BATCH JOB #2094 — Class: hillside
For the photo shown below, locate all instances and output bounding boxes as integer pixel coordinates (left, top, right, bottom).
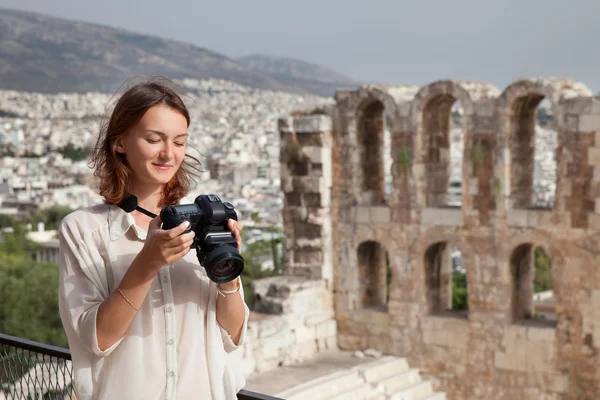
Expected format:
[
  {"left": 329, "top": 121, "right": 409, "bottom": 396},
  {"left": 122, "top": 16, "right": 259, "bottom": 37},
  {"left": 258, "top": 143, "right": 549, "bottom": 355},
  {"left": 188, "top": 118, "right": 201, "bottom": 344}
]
[
  {"left": 0, "top": 8, "right": 356, "bottom": 96},
  {"left": 237, "top": 54, "right": 358, "bottom": 97}
]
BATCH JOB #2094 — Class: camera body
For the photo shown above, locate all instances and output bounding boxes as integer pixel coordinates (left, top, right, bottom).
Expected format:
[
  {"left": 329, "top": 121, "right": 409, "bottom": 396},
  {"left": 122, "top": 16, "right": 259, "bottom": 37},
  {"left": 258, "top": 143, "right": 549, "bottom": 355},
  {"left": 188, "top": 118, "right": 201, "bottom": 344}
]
[{"left": 160, "top": 194, "right": 244, "bottom": 283}]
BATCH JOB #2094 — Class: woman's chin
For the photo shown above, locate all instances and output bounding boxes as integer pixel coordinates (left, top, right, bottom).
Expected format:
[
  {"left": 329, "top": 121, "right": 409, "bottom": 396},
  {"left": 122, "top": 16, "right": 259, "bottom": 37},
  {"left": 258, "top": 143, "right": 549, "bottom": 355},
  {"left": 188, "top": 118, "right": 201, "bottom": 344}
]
[{"left": 144, "top": 173, "right": 176, "bottom": 186}]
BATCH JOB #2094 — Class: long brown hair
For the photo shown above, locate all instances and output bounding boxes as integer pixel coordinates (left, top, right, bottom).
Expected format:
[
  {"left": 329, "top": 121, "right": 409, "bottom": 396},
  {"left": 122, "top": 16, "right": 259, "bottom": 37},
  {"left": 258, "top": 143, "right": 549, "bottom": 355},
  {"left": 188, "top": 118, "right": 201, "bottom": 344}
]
[{"left": 90, "top": 76, "right": 202, "bottom": 206}]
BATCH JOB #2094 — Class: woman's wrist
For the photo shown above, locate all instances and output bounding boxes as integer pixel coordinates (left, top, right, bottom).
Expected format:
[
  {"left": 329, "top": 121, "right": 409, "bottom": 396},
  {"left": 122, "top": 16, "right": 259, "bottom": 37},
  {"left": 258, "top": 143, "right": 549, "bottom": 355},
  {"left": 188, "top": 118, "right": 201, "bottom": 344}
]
[
  {"left": 218, "top": 277, "right": 240, "bottom": 291},
  {"left": 131, "top": 249, "right": 162, "bottom": 278}
]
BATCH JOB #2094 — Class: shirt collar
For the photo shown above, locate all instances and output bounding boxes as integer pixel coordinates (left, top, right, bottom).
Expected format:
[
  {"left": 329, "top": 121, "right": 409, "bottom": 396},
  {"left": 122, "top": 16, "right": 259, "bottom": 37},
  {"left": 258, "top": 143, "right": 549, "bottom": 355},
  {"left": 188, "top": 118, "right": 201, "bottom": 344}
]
[{"left": 108, "top": 196, "right": 193, "bottom": 242}]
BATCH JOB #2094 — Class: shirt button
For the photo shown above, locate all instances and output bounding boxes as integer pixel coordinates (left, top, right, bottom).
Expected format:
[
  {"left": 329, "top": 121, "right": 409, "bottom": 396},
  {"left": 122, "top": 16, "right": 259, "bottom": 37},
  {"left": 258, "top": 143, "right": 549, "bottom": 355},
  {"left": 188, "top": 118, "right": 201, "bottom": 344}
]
[
  {"left": 166, "top": 307, "right": 172, "bottom": 313},
  {"left": 167, "top": 339, "right": 174, "bottom": 345},
  {"left": 169, "top": 371, "right": 175, "bottom": 377},
  {"left": 163, "top": 276, "right": 168, "bottom": 283}
]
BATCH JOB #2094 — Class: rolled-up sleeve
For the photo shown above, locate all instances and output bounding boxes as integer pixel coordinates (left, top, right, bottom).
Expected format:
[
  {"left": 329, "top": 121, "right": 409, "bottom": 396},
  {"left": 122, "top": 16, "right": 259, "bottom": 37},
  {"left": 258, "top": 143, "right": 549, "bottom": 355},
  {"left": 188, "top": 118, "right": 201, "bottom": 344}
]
[
  {"left": 58, "top": 219, "right": 123, "bottom": 357},
  {"left": 218, "top": 302, "right": 250, "bottom": 353}
]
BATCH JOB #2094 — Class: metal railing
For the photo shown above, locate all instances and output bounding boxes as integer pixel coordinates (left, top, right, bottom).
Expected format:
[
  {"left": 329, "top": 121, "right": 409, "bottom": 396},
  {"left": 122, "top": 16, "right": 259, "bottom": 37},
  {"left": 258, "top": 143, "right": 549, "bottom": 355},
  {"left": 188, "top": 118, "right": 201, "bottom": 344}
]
[{"left": 0, "top": 333, "right": 282, "bottom": 399}]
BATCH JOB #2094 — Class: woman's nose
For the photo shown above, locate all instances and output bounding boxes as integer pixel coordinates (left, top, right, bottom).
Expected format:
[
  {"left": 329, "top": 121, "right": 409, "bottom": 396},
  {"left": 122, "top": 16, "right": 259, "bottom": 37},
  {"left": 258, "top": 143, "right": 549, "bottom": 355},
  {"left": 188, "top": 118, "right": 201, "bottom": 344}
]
[{"left": 159, "top": 143, "right": 173, "bottom": 159}]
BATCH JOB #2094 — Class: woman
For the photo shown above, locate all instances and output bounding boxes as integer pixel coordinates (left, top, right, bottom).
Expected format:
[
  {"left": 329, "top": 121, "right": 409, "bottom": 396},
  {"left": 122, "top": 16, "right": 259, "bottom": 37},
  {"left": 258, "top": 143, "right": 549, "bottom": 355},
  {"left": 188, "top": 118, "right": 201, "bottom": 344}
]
[{"left": 58, "top": 77, "right": 249, "bottom": 400}]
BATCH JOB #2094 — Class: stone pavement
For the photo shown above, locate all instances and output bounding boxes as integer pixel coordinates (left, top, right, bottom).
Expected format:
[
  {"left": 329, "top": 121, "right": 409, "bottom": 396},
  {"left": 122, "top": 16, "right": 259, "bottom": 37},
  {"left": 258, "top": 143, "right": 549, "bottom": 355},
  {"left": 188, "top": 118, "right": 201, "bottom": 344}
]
[{"left": 244, "top": 350, "right": 376, "bottom": 396}]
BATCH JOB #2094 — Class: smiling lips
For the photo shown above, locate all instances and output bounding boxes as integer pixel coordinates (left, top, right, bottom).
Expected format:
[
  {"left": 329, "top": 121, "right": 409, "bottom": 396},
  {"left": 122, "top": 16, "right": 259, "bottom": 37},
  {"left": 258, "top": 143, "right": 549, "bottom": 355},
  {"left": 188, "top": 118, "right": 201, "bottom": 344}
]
[{"left": 152, "top": 163, "right": 172, "bottom": 171}]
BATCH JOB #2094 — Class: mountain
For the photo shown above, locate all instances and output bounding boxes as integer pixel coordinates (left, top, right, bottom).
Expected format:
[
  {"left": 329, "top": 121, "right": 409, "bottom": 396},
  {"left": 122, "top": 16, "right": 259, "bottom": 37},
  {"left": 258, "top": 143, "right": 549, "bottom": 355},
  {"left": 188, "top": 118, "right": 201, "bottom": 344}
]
[
  {"left": 0, "top": 8, "right": 354, "bottom": 96},
  {"left": 237, "top": 54, "right": 358, "bottom": 97}
]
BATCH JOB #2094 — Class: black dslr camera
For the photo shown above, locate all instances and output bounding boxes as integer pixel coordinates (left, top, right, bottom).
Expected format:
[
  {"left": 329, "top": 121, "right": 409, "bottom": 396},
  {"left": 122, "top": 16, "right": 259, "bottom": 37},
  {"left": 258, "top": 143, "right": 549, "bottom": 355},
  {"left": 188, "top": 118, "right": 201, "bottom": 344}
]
[{"left": 160, "top": 194, "right": 244, "bottom": 283}]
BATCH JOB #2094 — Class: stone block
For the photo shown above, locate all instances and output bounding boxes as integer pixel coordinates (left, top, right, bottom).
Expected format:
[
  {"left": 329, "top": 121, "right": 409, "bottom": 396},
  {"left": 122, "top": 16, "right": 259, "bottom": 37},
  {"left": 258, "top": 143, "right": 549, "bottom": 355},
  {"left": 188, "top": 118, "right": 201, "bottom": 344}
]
[
  {"left": 304, "top": 310, "right": 335, "bottom": 326},
  {"left": 550, "top": 374, "right": 569, "bottom": 394},
  {"left": 588, "top": 148, "right": 600, "bottom": 166},
  {"left": 293, "top": 115, "right": 332, "bottom": 133},
  {"left": 594, "top": 166, "right": 600, "bottom": 182},
  {"left": 470, "top": 177, "right": 479, "bottom": 195},
  {"left": 565, "top": 114, "right": 579, "bottom": 131},
  {"left": 507, "top": 209, "right": 528, "bottom": 227},
  {"left": 281, "top": 177, "right": 293, "bottom": 192},
  {"left": 294, "top": 250, "right": 323, "bottom": 264},
  {"left": 285, "top": 206, "right": 307, "bottom": 221},
  {"left": 325, "top": 336, "right": 337, "bottom": 350},
  {"left": 579, "top": 114, "right": 600, "bottom": 132},
  {"left": 421, "top": 316, "right": 469, "bottom": 348},
  {"left": 306, "top": 207, "right": 327, "bottom": 225},
  {"left": 421, "top": 208, "right": 440, "bottom": 226},
  {"left": 302, "top": 146, "right": 329, "bottom": 164},
  {"left": 315, "top": 319, "right": 337, "bottom": 338},
  {"left": 438, "top": 208, "right": 463, "bottom": 226},
  {"left": 295, "top": 237, "right": 323, "bottom": 249},
  {"left": 293, "top": 325, "right": 316, "bottom": 343},
  {"left": 293, "top": 176, "right": 325, "bottom": 193},
  {"left": 355, "top": 207, "right": 370, "bottom": 223},
  {"left": 370, "top": 206, "right": 391, "bottom": 223},
  {"left": 527, "top": 326, "right": 556, "bottom": 342},
  {"left": 527, "top": 341, "right": 555, "bottom": 373},
  {"left": 588, "top": 213, "right": 600, "bottom": 230}
]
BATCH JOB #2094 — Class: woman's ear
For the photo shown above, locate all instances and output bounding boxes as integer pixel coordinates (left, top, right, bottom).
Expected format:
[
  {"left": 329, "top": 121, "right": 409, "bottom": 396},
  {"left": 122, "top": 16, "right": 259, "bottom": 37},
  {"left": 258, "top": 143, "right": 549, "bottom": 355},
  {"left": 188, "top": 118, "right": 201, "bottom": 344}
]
[{"left": 114, "top": 137, "right": 125, "bottom": 154}]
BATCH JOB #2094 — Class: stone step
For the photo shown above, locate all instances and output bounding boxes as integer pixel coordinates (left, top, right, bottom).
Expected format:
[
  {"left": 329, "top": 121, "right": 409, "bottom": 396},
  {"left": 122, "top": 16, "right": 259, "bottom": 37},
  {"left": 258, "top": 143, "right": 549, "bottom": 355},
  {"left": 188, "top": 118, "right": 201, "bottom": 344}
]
[
  {"left": 420, "top": 392, "right": 446, "bottom": 400},
  {"left": 388, "top": 381, "right": 434, "bottom": 400},
  {"left": 379, "top": 368, "right": 423, "bottom": 395},
  {"left": 327, "top": 383, "right": 384, "bottom": 400},
  {"left": 276, "top": 369, "right": 364, "bottom": 400},
  {"left": 354, "top": 356, "right": 410, "bottom": 383}
]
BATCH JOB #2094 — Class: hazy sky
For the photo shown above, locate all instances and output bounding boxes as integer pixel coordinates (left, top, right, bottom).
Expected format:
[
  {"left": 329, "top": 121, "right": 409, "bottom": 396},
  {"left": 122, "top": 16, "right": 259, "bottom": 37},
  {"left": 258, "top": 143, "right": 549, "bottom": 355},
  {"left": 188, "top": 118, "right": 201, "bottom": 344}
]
[{"left": 1, "top": 0, "right": 599, "bottom": 92}]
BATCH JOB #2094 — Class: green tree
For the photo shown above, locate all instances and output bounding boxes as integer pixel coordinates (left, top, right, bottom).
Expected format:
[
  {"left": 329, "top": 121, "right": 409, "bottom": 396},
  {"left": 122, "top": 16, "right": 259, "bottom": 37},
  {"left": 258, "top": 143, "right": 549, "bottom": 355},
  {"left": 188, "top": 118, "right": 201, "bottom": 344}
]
[
  {"left": 0, "top": 214, "right": 16, "bottom": 229},
  {"left": 57, "top": 143, "right": 92, "bottom": 161},
  {"left": 0, "top": 226, "right": 66, "bottom": 346},
  {"left": 0, "top": 224, "right": 41, "bottom": 257},
  {"left": 0, "top": 256, "right": 67, "bottom": 347},
  {"left": 452, "top": 271, "right": 468, "bottom": 310},
  {"left": 27, "top": 205, "right": 73, "bottom": 231},
  {"left": 534, "top": 246, "right": 552, "bottom": 293},
  {"left": 240, "top": 228, "right": 283, "bottom": 308}
]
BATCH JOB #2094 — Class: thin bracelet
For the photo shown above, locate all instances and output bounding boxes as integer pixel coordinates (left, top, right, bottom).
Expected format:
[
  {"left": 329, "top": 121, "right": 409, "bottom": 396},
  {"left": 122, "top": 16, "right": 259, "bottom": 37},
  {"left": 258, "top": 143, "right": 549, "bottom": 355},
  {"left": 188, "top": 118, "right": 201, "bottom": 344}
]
[
  {"left": 117, "top": 287, "right": 140, "bottom": 312},
  {"left": 216, "top": 279, "right": 241, "bottom": 297}
]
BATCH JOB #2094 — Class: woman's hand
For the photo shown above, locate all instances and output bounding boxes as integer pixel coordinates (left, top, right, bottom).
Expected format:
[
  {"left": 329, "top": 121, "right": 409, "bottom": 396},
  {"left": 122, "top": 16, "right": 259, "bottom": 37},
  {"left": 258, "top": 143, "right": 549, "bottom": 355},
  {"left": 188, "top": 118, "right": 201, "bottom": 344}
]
[
  {"left": 228, "top": 218, "right": 243, "bottom": 251},
  {"left": 139, "top": 216, "right": 195, "bottom": 270}
]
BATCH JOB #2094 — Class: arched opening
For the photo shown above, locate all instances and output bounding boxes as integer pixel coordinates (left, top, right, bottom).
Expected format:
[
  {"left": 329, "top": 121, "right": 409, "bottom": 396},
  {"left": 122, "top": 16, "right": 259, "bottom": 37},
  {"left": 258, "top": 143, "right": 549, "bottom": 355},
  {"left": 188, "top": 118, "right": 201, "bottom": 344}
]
[
  {"left": 357, "top": 241, "right": 391, "bottom": 310},
  {"left": 422, "top": 96, "right": 463, "bottom": 207},
  {"left": 448, "top": 101, "right": 464, "bottom": 206},
  {"left": 357, "top": 101, "right": 388, "bottom": 205},
  {"left": 510, "top": 244, "right": 555, "bottom": 325},
  {"left": 510, "top": 95, "right": 557, "bottom": 209},
  {"left": 424, "top": 242, "right": 468, "bottom": 316}
]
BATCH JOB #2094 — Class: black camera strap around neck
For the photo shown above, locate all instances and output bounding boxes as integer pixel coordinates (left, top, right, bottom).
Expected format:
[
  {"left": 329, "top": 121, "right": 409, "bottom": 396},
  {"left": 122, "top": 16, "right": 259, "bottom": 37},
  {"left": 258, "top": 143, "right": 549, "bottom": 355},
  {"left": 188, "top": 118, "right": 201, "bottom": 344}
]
[{"left": 118, "top": 194, "right": 158, "bottom": 219}]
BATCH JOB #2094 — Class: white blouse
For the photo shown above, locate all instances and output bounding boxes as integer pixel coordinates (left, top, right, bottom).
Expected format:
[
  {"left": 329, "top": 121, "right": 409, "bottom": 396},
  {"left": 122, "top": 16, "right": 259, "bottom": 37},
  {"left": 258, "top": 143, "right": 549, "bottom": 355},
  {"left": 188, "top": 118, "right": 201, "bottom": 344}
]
[{"left": 57, "top": 199, "right": 249, "bottom": 400}]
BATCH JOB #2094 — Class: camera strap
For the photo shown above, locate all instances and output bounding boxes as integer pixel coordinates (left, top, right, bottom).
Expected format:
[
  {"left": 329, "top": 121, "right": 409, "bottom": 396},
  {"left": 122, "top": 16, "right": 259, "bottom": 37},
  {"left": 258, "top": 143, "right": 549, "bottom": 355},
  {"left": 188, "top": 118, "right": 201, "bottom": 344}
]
[{"left": 118, "top": 194, "right": 158, "bottom": 219}]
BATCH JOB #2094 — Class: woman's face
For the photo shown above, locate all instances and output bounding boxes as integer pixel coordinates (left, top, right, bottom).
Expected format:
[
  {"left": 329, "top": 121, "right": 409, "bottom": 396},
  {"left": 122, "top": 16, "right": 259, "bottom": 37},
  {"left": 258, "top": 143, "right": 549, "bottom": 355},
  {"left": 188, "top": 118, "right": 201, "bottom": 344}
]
[{"left": 115, "top": 105, "right": 188, "bottom": 188}]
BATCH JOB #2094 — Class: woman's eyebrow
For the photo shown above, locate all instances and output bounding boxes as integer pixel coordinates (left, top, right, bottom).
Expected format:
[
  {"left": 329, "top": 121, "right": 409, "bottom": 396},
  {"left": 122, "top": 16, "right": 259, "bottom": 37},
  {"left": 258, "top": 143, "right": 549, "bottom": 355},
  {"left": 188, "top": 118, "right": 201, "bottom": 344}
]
[{"left": 146, "top": 129, "right": 188, "bottom": 138}]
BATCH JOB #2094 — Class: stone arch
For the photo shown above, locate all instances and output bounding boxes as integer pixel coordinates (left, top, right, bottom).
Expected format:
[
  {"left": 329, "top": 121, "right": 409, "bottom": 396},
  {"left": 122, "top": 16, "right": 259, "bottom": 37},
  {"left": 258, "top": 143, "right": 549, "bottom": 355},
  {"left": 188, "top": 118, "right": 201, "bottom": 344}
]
[
  {"left": 411, "top": 80, "right": 477, "bottom": 208},
  {"left": 356, "top": 240, "right": 391, "bottom": 310},
  {"left": 353, "top": 87, "right": 400, "bottom": 206},
  {"left": 412, "top": 228, "right": 470, "bottom": 316},
  {"left": 498, "top": 78, "right": 592, "bottom": 209},
  {"left": 504, "top": 231, "right": 557, "bottom": 325}
]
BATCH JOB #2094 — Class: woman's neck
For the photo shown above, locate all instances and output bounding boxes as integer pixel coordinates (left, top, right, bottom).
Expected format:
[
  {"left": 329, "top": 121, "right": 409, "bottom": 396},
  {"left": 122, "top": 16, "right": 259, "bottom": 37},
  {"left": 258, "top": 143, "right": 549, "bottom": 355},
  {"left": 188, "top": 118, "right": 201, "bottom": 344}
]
[{"left": 127, "top": 184, "right": 164, "bottom": 215}]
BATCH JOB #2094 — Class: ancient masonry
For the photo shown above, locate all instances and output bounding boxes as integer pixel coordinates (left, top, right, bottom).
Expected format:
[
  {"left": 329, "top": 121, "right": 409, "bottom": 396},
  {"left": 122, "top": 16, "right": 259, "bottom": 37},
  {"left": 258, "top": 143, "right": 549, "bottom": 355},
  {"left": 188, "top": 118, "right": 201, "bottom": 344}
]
[{"left": 254, "top": 78, "right": 600, "bottom": 400}]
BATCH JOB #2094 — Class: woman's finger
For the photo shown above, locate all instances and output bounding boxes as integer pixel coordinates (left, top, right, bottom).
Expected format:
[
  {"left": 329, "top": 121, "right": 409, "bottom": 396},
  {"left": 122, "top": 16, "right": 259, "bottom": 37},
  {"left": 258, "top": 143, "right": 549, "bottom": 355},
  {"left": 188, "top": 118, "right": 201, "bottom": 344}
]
[{"left": 232, "top": 228, "right": 242, "bottom": 251}]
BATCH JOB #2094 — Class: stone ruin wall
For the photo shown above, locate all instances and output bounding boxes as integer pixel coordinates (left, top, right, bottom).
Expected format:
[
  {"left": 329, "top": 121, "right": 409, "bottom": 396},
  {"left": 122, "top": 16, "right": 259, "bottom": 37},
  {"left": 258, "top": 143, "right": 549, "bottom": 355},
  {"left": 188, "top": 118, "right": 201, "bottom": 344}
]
[
  {"left": 238, "top": 113, "right": 337, "bottom": 378},
  {"left": 274, "top": 78, "right": 600, "bottom": 400}
]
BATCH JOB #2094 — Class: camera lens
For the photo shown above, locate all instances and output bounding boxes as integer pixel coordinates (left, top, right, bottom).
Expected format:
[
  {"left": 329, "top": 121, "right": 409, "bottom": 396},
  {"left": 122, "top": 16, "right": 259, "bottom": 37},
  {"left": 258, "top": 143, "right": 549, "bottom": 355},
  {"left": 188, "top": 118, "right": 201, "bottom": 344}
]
[{"left": 203, "top": 245, "right": 244, "bottom": 283}]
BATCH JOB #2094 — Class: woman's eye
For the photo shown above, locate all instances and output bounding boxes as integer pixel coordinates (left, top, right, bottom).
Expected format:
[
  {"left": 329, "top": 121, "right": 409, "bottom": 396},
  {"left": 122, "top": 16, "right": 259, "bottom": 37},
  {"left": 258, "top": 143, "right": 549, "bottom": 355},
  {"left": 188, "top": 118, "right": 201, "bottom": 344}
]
[
  {"left": 146, "top": 139, "right": 160, "bottom": 144},
  {"left": 174, "top": 142, "right": 185, "bottom": 147}
]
